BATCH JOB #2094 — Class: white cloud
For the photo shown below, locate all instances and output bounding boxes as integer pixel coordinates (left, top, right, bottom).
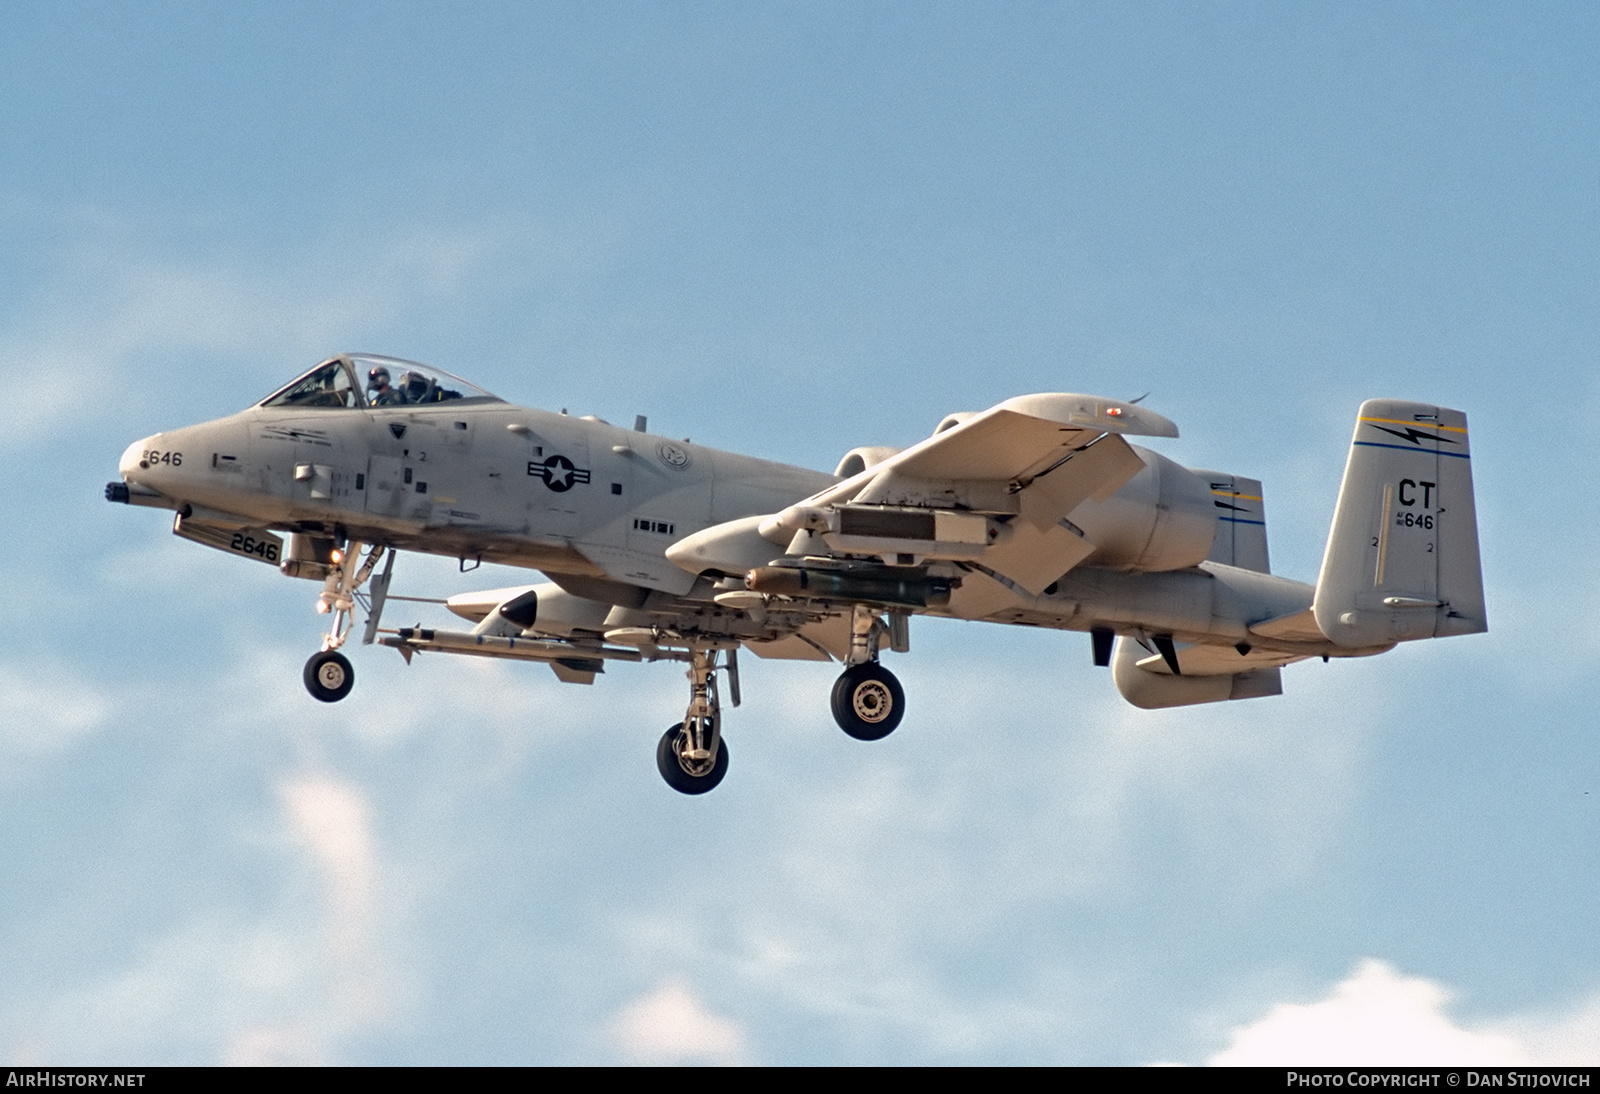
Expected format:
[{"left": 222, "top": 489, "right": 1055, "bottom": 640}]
[
  {"left": 278, "top": 776, "right": 377, "bottom": 962},
  {"left": 609, "top": 981, "right": 749, "bottom": 1065},
  {"left": 222, "top": 1024, "right": 329, "bottom": 1068},
  {"left": 1199, "top": 960, "right": 1600, "bottom": 1066},
  {"left": 1500, "top": 995, "right": 1600, "bottom": 1066},
  {"left": 1, "top": 769, "right": 408, "bottom": 1065},
  {"left": 0, "top": 662, "right": 112, "bottom": 755}
]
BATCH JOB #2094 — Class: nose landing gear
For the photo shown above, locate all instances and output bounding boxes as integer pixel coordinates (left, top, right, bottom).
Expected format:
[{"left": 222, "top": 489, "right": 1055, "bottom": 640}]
[
  {"left": 657, "top": 722, "right": 729, "bottom": 794},
  {"left": 299, "top": 541, "right": 388, "bottom": 702},
  {"left": 656, "top": 645, "right": 738, "bottom": 794},
  {"left": 304, "top": 649, "right": 355, "bottom": 703}
]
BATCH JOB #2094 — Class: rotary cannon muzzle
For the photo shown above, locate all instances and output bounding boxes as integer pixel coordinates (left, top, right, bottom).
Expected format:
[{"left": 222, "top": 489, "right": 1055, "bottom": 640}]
[{"left": 745, "top": 565, "right": 952, "bottom": 608}]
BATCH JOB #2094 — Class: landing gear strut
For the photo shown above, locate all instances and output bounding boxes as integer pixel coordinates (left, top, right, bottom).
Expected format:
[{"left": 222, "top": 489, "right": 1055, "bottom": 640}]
[
  {"left": 300, "top": 540, "right": 385, "bottom": 702},
  {"left": 656, "top": 646, "right": 737, "bottom": 794},
  {"left": 831, "top": 604, "right": 905, "bottom": 740}
]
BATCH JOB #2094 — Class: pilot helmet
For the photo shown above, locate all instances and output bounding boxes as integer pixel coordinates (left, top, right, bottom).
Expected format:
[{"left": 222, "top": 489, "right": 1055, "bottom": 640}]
[
  {"left": 400, "top": 371, "right": 431, "bottom": 401},
  {"left": 367, "top": 366, "right": 391, "bottom": 390}
]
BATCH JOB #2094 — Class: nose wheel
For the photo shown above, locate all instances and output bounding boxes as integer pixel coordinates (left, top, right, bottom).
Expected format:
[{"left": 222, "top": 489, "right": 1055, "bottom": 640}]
[
  {"left": 304, "top": 650, "right": 354, "bottom": 702},
  {"left": 832, "top": 662, "right": 904, "bottom": 740},
  {"left": 299, "top": 542, "right": 388, "bottom": 703},
  {"left": 657, "top": 721, "right": 729, "bottom": 794}
]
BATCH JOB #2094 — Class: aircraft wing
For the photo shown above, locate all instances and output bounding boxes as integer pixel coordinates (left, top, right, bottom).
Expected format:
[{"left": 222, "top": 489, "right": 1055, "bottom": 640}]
[
  {"left": 759, "top": 393, "right": 1178, "bottom": 595},
  {"left": 741, "top": 616, "right": 850, "bottom": 662}
]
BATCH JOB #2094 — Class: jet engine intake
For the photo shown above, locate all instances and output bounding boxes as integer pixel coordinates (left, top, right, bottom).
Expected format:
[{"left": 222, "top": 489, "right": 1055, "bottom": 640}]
[{"left": 834, "top": 446, "right": 903, "bottom": 479}]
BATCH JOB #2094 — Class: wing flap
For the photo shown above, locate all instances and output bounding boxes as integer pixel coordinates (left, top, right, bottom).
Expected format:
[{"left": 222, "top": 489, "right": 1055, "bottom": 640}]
[
  {"left": 1014, "top": 435, "right": 1146, "bottom": 530},
  {"left": 982, "top": 519, "right": 1097, "bottom": 596}
]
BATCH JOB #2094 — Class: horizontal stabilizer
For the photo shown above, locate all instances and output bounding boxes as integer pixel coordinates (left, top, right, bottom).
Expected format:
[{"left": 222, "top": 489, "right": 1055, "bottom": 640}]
[{"left": 1248, "top": 608, "right": 1327, "bottom": 644}]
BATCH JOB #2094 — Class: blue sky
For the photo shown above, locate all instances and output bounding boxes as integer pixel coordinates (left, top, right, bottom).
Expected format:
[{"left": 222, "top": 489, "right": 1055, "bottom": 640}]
[{"left": 3, "top": 1, "right": 1598, "bottom": 1064}]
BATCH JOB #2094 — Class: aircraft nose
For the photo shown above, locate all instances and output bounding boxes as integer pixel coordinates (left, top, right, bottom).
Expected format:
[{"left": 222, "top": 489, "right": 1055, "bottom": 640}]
[{"left": 119, "top": 437, "right": 152, "bottom": 479}]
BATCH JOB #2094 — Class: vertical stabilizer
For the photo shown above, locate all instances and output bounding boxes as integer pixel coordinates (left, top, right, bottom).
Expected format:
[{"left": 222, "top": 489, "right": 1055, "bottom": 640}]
[{"left": 1313, "top": 400, "right": 1486, "bottom": 647}]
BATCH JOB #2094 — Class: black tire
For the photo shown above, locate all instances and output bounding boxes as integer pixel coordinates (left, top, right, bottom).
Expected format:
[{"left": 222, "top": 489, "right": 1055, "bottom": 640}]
[
  {"left": 304, "top": 650, "right": 355, "bottom": 703},
  {"left": 831, "top": 662, "right": 905, "bottom": 740},
  {"left": 656, "top": 723, "right": 729, "bottom": 795}
]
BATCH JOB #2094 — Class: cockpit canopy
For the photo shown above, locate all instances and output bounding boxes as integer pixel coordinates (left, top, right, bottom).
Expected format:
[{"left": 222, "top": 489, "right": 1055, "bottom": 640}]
[{"left": 259, "top": 354, "right": 503, "bottom": 410}]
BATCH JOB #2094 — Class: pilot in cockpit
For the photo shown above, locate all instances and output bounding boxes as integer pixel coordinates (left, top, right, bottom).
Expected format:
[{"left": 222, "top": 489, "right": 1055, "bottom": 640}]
[
  {"left": 399, "top": 370, "right": 434, "bottom": 403},
  {"left": 367, "top": 366, "right": 406, "bottom": 406}
]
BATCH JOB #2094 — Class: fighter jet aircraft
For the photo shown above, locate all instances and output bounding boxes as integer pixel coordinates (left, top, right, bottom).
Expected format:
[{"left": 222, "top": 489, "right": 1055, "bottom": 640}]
[{"left": 107, "top": 354, "right": 1486, "bottom": 794}]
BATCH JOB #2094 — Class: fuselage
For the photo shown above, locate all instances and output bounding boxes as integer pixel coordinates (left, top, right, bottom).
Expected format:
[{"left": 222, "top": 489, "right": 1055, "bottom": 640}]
[
  {"left": 116, "top": 356, "right": 1341, "bottom": 660},
  {"left": 120, "top": 393, "right": 836, "bottom": 591}
]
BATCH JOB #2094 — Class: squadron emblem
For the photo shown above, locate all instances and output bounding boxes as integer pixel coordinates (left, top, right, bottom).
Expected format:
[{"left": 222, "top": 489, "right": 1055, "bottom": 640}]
[{"left": 656, "top": 441, "right": 691, "bottom": 470}]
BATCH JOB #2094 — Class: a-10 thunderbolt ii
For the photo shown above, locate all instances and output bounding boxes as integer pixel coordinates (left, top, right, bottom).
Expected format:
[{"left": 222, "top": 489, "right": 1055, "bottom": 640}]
[{"left": 106, "top": 354, "right": 1486, "bottom": 794}]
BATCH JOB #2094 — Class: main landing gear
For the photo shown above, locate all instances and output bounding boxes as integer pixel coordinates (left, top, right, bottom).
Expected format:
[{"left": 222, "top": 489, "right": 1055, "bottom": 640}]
[
  {"left": 656, "top": 645, "right": 738, "bottom": 794},
  {"left": 829, "top": 604, "right": 906, "bottom": 741},
  {"left": 301, "top": 540, "right": 391, "bottom": 703},
  {"left": 832, "top": 662, "right": 904, "bottom": 740}
]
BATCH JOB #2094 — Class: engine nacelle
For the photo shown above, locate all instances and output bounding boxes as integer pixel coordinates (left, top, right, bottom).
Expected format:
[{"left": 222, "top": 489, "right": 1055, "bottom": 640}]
[
  {"left": 1069, "top": 448, "right": 1219, "bottom": 572},
  {"left": 834, "top": 446, "right": 903, "bottom": 479},
  {"left": 1111, "top": 636, "right": 1282, "bottom": 709}
]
